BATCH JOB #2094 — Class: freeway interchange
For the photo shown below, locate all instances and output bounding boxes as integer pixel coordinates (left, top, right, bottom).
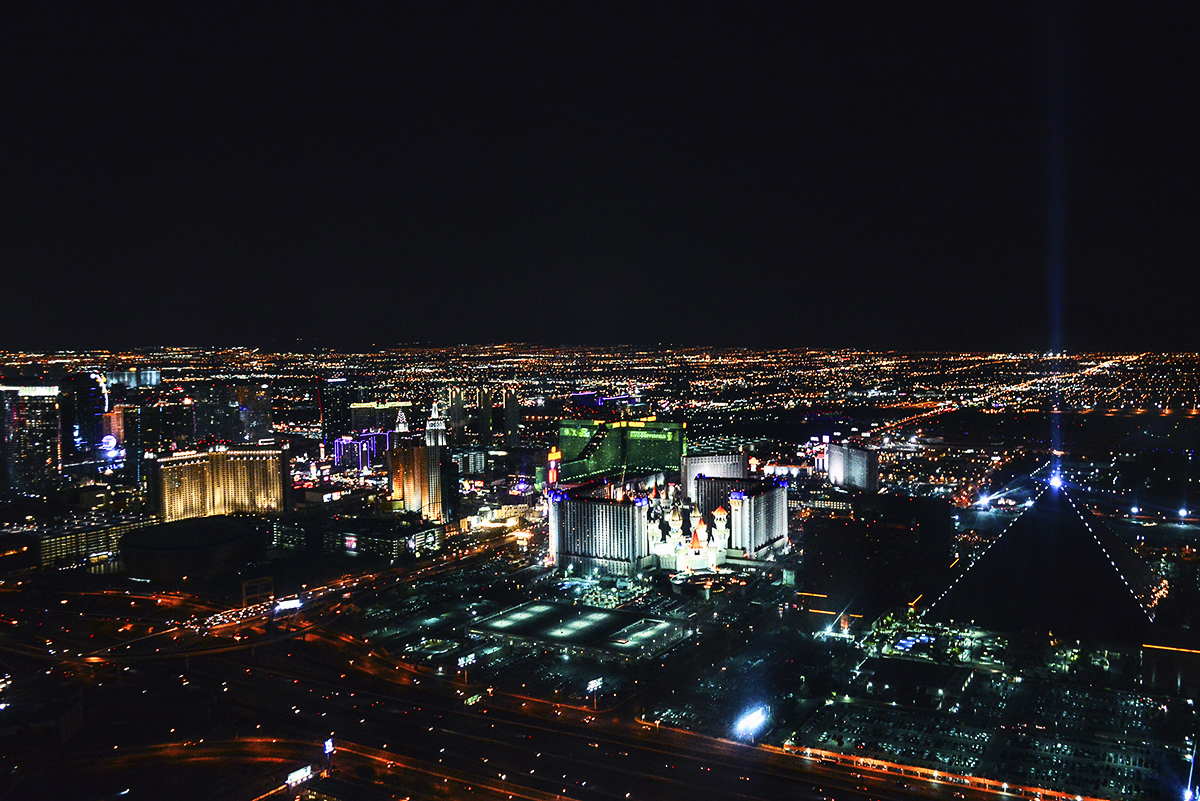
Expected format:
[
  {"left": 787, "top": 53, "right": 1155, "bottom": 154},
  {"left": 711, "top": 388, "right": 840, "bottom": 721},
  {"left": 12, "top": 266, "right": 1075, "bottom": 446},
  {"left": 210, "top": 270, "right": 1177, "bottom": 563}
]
[{"left": 1, "top": 540, "right": 1017, "bottom": 801}]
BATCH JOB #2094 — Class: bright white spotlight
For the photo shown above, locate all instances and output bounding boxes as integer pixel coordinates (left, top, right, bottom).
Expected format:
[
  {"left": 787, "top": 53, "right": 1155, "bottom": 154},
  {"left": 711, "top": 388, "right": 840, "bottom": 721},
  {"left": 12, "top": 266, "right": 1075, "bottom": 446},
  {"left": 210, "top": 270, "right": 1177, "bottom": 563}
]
[
  {"left": 1181, "top": 509, "right": 1190, "bottom": 519},
  {"left": 1131, "top": 506, "right": 1140, "bottom": 515},
  {"left": 734, "top": 707, "right": 768, "bottom": 738},
  {"left": 1049, "top": 475, "right": 1063, "bottom": 488},
  {"left": 979, "top": 494, "right": 991, "bottom": 506}
]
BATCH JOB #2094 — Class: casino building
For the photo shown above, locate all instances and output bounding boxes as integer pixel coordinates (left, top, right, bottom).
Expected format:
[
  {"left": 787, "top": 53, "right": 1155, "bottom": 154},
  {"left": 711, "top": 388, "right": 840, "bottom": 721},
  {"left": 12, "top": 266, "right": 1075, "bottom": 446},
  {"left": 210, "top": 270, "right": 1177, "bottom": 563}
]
[{"left": 153, "top": 444, "right": 287, "bottom": 522}]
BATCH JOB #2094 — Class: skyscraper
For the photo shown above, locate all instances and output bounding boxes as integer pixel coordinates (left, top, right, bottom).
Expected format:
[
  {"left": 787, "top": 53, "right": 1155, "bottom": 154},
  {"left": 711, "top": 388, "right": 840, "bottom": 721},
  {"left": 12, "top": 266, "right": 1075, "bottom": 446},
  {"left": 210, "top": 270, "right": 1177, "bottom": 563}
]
[
  {"left": 58, "top": 373, "right": 108, "bottom": 460},
  {"left": 105, "top": 368, "right": 161, "bottom": 389},
  {"left": 424, "top": 402, "right": 448, "bottom": 448},
  {"left": 114, "top": 405, "right": 151, "bottom": 488},
  {"left": 448, "top": 387, "right": 466, "bottom": 446},
  {"left": 548, "top": 493, "right": 654, "bottom": 577},
  {"left": 827, "top": 443, "right": 879, "bottom": 492},
  {"left": 234, "top": 384, "right": 273, "bottom": 441},
  {"left": 153, "top": 399, "right": 198, "bottom": 449},
  {"left": 387, "top": 443, "right": 443, "bottom": 522},
  {"left": 0, "top": 384, "right": 61, "bottom": 495},
  {"left": 693, "top": 475, "right": 787, "bottom": 556},
  {"left": 191, "top": 382, "right": 241, "bottom": 442},
  {"left": 476, "top": 387, "right": 492, "bottom": 448},
  {"left": 318, "top": 378, "right": 361, "bottom": 443},
  {"left": 682, "top": 450, "right": 749, "bottom": 501},
  {"left": 153, "top": 444, "right": 287, "bottom": 522},
  {"left": 503, "top": 388, "right": 520, "bottom": 448},
  {"left": 726, "top": 484, "right": 787, "bottom": 556}
]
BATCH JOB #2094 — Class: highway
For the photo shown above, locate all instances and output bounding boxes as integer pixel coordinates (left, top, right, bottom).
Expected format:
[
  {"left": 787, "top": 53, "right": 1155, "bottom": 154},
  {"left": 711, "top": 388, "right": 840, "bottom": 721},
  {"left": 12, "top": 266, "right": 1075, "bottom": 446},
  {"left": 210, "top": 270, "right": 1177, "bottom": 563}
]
[
  {"left": 160, "top": 635, "right": 1014, "bottom": 801},
  {"left": 0, "top": 533, "right": 1045, "bottom": 801}
]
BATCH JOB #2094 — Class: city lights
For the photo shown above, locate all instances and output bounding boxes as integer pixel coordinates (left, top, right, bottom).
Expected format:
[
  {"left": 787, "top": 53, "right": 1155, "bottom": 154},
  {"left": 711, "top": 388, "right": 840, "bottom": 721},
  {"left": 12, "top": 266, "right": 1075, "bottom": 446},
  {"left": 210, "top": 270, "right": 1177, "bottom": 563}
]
[
  {"left": 1, "top": 344, "right": 1197, "bottom": 799},
  {"left": 1, "top": 0, "right": 1196, "bottom": 793}
]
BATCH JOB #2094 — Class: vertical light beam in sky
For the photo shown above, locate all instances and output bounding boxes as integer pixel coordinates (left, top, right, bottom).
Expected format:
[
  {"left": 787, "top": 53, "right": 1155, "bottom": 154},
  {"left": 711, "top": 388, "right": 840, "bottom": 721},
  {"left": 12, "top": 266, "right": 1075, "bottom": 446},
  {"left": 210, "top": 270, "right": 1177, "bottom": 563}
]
[{"left": 1045, "top": 0, "right": 1068, "bottom": 466}]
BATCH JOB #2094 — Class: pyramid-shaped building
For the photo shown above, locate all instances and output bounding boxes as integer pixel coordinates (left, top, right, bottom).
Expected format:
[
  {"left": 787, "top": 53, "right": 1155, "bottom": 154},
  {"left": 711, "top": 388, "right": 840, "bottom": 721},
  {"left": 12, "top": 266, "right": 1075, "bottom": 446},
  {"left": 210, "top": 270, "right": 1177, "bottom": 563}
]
[{"left": 930, "top": 481, "right": 1167, "bottom": 643}]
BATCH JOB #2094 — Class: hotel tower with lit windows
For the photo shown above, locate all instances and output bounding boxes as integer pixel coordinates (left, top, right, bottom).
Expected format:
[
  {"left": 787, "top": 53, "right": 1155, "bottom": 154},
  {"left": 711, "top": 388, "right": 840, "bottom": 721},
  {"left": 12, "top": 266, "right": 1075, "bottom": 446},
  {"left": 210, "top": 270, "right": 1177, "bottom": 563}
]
[{"left": 153, "top": 444, "right": 287, "bottom": 522}]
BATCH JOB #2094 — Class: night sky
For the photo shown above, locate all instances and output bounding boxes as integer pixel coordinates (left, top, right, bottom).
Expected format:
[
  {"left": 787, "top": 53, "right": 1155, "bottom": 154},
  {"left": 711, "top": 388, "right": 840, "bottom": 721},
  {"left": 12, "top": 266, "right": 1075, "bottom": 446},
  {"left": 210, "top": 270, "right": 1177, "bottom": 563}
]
[{"left": 4, "top": 3, "right": 1197, "bottom": 351}]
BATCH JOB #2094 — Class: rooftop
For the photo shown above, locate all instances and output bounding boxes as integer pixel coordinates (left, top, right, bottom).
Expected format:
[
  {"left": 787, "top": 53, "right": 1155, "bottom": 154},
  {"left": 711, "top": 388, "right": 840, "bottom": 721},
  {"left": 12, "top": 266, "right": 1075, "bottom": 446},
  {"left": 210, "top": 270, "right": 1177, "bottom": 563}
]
[{"left": 468, "top": 600, "right": 686, "bottom": 658}]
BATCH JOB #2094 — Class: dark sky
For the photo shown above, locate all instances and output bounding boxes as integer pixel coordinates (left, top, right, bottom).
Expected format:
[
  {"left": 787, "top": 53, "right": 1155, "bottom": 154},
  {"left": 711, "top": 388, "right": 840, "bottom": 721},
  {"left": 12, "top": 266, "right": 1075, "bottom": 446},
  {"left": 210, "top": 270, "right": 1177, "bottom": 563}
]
[{"left": 4, "top": 3, "right": 1197, "bottom": 351}]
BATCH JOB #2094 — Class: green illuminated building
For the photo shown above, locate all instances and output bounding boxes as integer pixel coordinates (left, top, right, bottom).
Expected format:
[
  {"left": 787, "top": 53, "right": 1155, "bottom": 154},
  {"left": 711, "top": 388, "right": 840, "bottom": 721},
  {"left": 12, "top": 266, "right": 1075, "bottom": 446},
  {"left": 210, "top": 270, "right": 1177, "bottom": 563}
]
[{"left": 553, "top": 418, "right": 685, "bottom": 483}]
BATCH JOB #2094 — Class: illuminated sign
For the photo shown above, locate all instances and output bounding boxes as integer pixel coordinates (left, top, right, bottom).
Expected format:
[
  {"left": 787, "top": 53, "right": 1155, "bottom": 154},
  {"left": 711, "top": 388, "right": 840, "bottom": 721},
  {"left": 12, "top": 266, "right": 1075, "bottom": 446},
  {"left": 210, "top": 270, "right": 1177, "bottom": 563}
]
[
  {"left": 344, "top": 534, "right": 357, "bottom": 551},
  {"left": 275, "top": 598, "right": 302, "bottom": 612},
  {"left": 587, "top": 678, "right": 603, "bottom": 693},
  {"left": 627, "top": 430, "right": 673, "bottom": 440},
  {"left": 101, "top": 435, "right": 118, "bottom": 450},
  {"left": 457, "top": 653, "right": 476, "bottom": 668},
  {"left": 561, "top": 428, "right": 593, "bottom": 440},
  {"left": 286, "top": 766, "right": 313, "bottom": 786},
  {"left": 734, "top": 706, "right": 768, "bottom": 738},
  {"left": 324, "top": 738, "right": 335, "bottom": 755}
]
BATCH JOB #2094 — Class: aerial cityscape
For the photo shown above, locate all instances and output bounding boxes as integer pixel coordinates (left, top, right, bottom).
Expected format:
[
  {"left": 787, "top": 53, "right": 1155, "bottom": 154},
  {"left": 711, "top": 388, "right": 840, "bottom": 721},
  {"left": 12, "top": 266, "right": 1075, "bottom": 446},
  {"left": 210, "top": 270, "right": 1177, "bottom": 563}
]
[
  {"left": 4, "top": 3, "right": 1198, "bottom": 801},
  {"left": 1, "top": 347, "right": 1199, "bottom": 800}
]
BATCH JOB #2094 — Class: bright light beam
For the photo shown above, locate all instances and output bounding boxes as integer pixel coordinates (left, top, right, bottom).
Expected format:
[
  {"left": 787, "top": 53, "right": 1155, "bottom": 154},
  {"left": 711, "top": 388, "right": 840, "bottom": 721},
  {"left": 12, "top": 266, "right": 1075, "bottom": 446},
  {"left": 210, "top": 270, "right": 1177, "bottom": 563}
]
[{"left": 1045, "top": 0, "right": 1067, "bottom": 480}]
